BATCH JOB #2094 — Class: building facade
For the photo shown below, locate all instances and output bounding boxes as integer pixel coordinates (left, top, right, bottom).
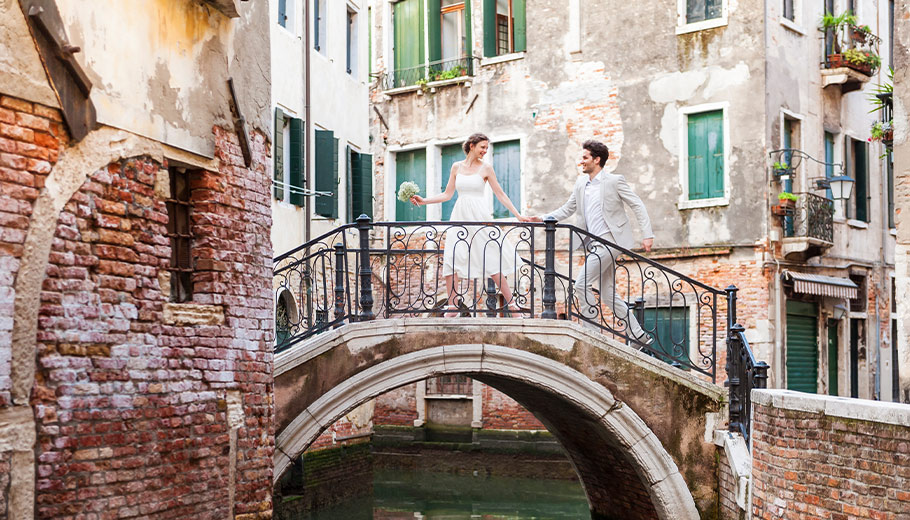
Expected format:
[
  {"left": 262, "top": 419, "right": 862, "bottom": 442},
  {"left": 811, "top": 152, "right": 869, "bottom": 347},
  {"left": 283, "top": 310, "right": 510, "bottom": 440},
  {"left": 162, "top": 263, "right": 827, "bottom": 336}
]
[
  {"left": 366, "top": 0, "right": 899, "bottom": 401},
  {"left": 0, "top": 1, "right": 274, "bottom": 518}
]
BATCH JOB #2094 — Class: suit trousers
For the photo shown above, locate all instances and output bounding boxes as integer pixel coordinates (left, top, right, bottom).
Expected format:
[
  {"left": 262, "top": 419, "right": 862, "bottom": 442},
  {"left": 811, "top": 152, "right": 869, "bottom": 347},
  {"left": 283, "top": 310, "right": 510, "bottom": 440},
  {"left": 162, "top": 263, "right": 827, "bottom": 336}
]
[{"left": 573, "top": 235, "right": 645, "bottom": 339}]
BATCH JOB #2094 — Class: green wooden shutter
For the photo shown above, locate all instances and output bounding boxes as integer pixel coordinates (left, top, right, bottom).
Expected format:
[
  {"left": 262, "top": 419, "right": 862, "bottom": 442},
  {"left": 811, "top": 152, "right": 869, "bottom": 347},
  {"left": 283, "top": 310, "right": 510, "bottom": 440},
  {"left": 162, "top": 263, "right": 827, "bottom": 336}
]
[
  {"left": 273, "top": 108, "right": 284, "bottom": 200},
  {"left": 428, "top": 0, "right": 442, "bottom": 66},
  {"left": 513, "top": 0, "right": 526, "bottom": 53},
  {"left": 687, "top": 111, "right": 723, "bottom": 200},
  {"left": 315, "top": 129, "right": 338, "bottom": 218},
  {"left": 394, "top": 0, "right": 425, "bottom": 87},
  {"left": 440, "top": 144, "right": 462, "bottom": 221},
  {"left": 824, "top": 132, "right": 834, "bottom": 200},
  {"left": 492, "top": 140, "right": 520, "bottom": 219},
  {"left": 346, "top": 145, "right": 353, "bottom": 222},
  {"left": 786, "top": 301, "right": 819, "bottom": 393},
  {"left": 483, "top": 0, "right": 496, "bottom": 57},
  {"left": 642, "top": 307, "right": 690, "bottom": 368},
  {"left": 464, "top": 0, "right": 472, "bottom": 65},
  {"left": 289, "top": 118, "right": 304, "bottom": 207},
  {"left": 827, "top": 319, "right": 839, "bottom": 396},
  {"left": 854, "top": 141, "right": 868, "bottom": 222},
  {"left": 396, "top": 149, "right": 426, "bottom": 221},
  {"left": 350, "top": 151, "right": 373, "bottom": 220}
]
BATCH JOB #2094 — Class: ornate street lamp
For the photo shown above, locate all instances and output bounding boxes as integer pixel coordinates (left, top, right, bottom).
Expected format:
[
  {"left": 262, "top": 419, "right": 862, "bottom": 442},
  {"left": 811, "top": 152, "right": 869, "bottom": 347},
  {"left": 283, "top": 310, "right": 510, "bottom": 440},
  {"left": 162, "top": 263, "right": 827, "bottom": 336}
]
[{"left": 827, "top": 174, "right": 855, "bottom": 201}]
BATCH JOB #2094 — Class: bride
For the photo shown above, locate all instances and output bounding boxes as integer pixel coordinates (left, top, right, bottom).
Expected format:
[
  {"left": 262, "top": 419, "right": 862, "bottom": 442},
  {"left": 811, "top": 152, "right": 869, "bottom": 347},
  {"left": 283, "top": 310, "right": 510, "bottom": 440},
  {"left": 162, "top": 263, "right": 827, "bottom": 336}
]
[{"left": 410, "top": 133, "right": 530, "bottom": 316}]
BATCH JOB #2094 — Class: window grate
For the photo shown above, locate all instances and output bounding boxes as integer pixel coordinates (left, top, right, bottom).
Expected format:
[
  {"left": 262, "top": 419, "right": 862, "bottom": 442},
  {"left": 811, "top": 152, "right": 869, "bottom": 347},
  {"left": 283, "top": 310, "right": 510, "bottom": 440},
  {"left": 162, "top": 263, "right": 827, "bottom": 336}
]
[{"left": 166, "top": 167, "right": 193, "bottom": 302}]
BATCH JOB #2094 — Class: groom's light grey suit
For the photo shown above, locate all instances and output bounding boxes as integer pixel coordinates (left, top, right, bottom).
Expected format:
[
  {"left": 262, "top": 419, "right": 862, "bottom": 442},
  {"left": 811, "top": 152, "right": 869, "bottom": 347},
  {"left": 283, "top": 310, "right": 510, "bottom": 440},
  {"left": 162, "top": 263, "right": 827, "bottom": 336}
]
[{"left": 545, "top": 171, "right": 654, "bottom": 338}]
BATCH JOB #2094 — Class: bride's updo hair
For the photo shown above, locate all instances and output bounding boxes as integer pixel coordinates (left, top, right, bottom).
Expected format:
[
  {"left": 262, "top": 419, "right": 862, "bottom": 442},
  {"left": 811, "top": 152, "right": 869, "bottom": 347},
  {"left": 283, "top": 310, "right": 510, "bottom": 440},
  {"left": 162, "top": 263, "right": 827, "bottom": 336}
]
[{"left": 463, "top": 133, "right": 489, "bottom": 154}]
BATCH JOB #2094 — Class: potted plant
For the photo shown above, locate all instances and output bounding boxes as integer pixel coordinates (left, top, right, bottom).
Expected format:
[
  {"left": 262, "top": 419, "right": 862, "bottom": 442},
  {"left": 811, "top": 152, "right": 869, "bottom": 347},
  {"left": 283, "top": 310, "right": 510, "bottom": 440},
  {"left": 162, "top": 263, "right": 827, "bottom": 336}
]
[
  {"left": 772, "top": 161, "right": 793, "bottom": 180},
  {"left": 851, "top": 24, "right": 871, "bottom": 43},
  {"left": 772, "top": 192, "right": 798, "bottom": 216},
  {"left": 870, "top": 120, "right": 893, "bottom": 147},
  {"left": 820, "top": 10, "right": 858, "bottom": 55}
]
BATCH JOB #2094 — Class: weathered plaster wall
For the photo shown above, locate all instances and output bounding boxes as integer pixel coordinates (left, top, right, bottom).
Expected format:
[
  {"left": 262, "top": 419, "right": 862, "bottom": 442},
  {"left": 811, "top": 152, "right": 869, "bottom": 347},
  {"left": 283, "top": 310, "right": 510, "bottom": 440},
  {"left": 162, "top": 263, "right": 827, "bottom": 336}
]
[
  {"left": 894, "top": 0, "right": 910, "bottom": 404},
  {"left": 33, "top": 0, "right": 272, "bottom": 157},
  {"left": 0, "top": 0, "right": 58, "bottom": 108}
]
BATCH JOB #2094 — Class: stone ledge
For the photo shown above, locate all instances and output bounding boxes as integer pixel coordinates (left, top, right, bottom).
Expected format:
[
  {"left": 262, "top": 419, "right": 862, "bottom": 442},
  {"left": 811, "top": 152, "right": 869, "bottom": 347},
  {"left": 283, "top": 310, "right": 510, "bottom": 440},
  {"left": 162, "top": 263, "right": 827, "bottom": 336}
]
[
  {"left": 0, "top": 406, "right": 36, "bottom": 451},
  {"left": 163, "top": 302, "right": 225, "bottom": 326},
  {"left": 752, "top": 389, "right": 910, "bottom": 427}
]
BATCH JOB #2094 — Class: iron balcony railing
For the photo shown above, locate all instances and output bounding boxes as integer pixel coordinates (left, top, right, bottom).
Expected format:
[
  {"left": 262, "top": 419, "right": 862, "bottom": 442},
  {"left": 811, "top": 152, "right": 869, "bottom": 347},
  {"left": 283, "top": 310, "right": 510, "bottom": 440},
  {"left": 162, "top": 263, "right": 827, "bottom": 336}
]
[
  {"left": 380, "top": 56, "right": 476, "bottom": 90},
  {"left": 783, "top": 192, "right": 834, "bottom": 243},
  {"left": 273, "top": 217, "right": 769, "bottom": 441}
]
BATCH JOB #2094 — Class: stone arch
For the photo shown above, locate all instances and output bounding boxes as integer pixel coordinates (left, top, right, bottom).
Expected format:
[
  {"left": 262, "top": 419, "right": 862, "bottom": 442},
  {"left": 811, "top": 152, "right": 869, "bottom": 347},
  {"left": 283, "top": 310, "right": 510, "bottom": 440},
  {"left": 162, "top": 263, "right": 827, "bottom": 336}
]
[{"left": 274, "top": 343, "right": 700, "bottom": 520}]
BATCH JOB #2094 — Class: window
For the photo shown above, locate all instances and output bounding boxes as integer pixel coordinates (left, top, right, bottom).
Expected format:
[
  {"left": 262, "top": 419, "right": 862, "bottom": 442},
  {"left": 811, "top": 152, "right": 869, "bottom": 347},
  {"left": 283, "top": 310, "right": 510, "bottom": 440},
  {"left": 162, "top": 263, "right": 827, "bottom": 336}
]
[
  {"left": 687, "top": 0, "right": 722, "bottom": 24},
  {"left": 782, "top": 0, "right": 794, "bottom": 21},
  {"left": 849, "top": 274, "right": 866, "bottom": 312},
  {"left": 392, "top": 0, "right": 426, "bottom": 87},
  {"left": 678, "top": 0, "right": 726, "bottom": 33},
  {"left": 315, "top": 129, "right": 338, "bottom": 218},
  {"left": 824, "top": 131, "right": 835, "bottom": 200},
  {"left": 484, "top": 0, "right": 525, "bottom": 57},
  {"left": 346, "top": 8, "right": 357, "bottom": 76},
  {"left": 347, "top": 148, "right": 373, "bottom": 221},
  {"left": 314, "top": 0, "right": 326, "bottom": 52},
  {"left": 786, "top": 301, "right": 818, "bottom": 394},
  {"left": 166, "top": 167, "right": 193, "bottom": 303},
  {"left": 491, "top": 140, "right": 520, "bottom": 219},
  {"left": 441, "top": 0, "right": 467, "bottom": 62},
  {"left": 278, "top": 0, "right": 296, "bottom": 32},
  {"left": 426, "top": 375, "right": 472, "bottom": 395},
  {"left": 395, "top": 149, "right": 426, "bottom": 221},
  {"left": 641, "top": 307, "right": 690, "bottom": 369},
  {"left": 273, "top": 108, "right": 305, "bottom": 207},
  {"left": 683, "top": 108, "right": 725, "bottom": 203},
  {"left": 846, "top": 138, "right": 869, "bottom": 222}
]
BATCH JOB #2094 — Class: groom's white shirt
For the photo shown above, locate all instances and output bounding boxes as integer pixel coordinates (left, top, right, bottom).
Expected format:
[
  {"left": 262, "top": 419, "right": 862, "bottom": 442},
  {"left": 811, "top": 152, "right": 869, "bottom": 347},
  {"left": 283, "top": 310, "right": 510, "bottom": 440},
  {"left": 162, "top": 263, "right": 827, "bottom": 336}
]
[{"left": 545, "top": 170, "right": 654, "bottom": 250}]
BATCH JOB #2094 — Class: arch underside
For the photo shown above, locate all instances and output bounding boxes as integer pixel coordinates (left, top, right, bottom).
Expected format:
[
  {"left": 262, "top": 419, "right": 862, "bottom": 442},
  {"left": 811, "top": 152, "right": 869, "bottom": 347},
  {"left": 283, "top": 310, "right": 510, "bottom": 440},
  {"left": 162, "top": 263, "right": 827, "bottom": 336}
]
[{"left": 275, "top": 344, "right": 700, "bottom": 520}]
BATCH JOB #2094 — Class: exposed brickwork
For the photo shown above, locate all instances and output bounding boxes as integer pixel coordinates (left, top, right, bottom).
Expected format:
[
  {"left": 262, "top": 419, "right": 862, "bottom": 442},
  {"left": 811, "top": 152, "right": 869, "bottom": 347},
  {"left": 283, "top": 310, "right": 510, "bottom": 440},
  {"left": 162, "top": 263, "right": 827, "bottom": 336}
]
[
  {"left": 0, "top": 102, "right": 275, "bottom": 519},
  {"left": 0, "top": 96, "right": 66, "bottom": 408},
  {"left": 308, "top": 415, "right": 372, "bottom": 451},
  {"left": 481, "top": 384, "right": 545, "bottom": 430},
  {"left": 373, "top": 384, "right": 418, "bottom": 426},
  {"left": 716, "top": 447, "right": 742, "bottom": 520},
  {"left": 276, "top": 442, "right": 372, "bottom": 519},
  {"left": 752, "top": 403, "right": 910, "bottom": 519}
]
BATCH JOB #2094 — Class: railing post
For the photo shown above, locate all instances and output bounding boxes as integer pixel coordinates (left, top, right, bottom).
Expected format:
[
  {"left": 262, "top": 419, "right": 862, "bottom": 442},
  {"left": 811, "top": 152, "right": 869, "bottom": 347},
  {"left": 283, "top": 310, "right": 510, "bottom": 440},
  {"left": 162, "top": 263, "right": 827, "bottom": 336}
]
[
  {"left": 356, "top": 214, "right": 374, "bottom": 321},
  {"left": 333, "top": 243, "right": 346, "bottom": 324},
  {"left": 754, "top": 360, "right": 770, "bottom": 389},
  {"left": 542, "top": 217, "right": 557, "bottom": 319},
  {"left": 727, "top": 323, "right": 745, "bottom": 435},
  {"left": 725, "top": 285, "right": 738, "bottom": 333},
  {"left": 484, "top": 277, "right": 498, "bottom": 317}
]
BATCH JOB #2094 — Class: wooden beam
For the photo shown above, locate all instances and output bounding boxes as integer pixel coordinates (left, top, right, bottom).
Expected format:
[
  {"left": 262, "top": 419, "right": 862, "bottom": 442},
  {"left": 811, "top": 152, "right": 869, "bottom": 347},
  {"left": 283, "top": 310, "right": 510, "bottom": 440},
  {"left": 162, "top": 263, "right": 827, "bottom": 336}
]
[{"left": 227, "top": 77, "right": 253, "bottom": 167}]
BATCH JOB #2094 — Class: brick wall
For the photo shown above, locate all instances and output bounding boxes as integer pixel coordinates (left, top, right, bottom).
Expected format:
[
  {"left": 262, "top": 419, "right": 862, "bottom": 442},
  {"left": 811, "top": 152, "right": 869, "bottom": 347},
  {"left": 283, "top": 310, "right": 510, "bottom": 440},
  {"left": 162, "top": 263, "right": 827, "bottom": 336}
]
[
  {"left": 481, "top": 384, "right": 545, "bottom": 430},
  {"left": 751, "top": 390, "right": 910, "bottom": 519},
  {"left": 373, "top": 384, "right": 418, "bottom": 426},
  {"left": 716, "top": 445, "right": 743, "bottom": 520},
  {"left": 0, "top": 92, "right": 274, "bottom": 519}
]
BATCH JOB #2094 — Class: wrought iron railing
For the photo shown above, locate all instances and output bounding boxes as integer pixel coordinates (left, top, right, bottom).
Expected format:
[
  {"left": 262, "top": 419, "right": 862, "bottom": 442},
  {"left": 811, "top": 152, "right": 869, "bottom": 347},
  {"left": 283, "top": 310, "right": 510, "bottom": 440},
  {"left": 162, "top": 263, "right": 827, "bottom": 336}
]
[
  {"left": 821, "top": 22, "right": 882, "bottom": 75},
  {"left": 725, "top": 306, "right": 769, "bottom": 446},
  {"left": 784, "top": 192, "right": 834, "bottom": 243},
  {"left": 380, "top": 56, "right": 475, "bottom": 90}
]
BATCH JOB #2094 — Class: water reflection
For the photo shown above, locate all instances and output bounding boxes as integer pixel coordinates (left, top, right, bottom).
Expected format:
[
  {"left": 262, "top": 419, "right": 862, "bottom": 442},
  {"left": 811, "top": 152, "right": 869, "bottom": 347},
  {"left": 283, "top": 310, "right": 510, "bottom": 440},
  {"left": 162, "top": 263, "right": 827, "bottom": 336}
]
[{"left": 300, "top": 469, "right": 590, "bottom": 520}]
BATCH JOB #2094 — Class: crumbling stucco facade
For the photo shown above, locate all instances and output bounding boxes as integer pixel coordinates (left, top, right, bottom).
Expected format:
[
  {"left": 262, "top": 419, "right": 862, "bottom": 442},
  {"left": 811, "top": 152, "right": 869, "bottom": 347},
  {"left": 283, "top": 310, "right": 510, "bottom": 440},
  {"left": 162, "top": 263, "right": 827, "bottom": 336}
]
[
  {"left": 368, "top": 0, "right": 897, "bottom": 401},
  {"left": 0, "top": 1, "right": 274, "bottom": 518}
]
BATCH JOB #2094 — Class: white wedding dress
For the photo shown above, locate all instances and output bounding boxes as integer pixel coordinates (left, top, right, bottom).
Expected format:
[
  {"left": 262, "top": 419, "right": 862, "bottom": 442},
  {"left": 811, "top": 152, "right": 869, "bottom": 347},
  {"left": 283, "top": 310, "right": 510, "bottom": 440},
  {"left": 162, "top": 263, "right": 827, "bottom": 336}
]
[{"left": 442, "top": 173, "right": 516, "bottom": 279}]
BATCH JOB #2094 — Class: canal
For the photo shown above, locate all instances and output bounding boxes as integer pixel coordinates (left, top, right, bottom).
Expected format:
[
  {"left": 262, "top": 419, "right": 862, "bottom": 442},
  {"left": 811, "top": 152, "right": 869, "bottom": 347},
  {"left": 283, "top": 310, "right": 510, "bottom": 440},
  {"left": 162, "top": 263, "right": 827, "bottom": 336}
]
[{"left": 292, "top": 468, "right": 590, "bottom": 520}]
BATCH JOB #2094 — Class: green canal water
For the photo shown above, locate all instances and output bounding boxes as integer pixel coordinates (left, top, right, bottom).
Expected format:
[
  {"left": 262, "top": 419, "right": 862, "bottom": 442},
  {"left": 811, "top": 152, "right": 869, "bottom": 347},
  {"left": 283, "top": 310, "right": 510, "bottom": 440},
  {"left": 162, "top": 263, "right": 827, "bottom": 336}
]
[{"left": 297, "top": 469, "right": 590, "bottom": 520}]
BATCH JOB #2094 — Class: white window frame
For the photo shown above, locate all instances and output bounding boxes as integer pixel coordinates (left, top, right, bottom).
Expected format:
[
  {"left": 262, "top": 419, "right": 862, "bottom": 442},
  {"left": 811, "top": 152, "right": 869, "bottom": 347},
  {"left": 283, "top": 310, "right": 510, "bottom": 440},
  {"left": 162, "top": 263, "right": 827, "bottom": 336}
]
[
  {"left": 779, "top": 108, "right": 805, "bottom": 188},
  {"left": 779, "top": 0, "right": 807, "bottom": 35},
  {"left": 278, "top": 0, "right": 298, "bottom": 35},
  {"left": 676, "top": 0, "right": 728, "bottom": 35},
  {"left": 677, "top": 102, "right": 731, "bottom": 210},
  {"left": 314, "top": 0, "right": 327, "bottom": 55},
  {"left": 346, "top": 4, "right": 359, "bottom": 78}
]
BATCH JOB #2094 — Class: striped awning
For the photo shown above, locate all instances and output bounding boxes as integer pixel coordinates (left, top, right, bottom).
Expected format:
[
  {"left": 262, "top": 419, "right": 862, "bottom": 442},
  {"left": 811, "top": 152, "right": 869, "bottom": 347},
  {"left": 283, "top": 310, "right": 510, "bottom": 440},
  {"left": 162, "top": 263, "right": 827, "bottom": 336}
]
[{"left": 783, "top": 271, "right": 858, "bottom": 299}]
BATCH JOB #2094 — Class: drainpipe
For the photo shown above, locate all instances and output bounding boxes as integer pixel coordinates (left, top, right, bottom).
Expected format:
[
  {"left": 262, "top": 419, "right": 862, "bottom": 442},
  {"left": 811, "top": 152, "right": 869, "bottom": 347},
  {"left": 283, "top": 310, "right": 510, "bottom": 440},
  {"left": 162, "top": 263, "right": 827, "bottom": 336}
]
[{"left": 304, "top": 0, "right": 312, "bottom": 244}]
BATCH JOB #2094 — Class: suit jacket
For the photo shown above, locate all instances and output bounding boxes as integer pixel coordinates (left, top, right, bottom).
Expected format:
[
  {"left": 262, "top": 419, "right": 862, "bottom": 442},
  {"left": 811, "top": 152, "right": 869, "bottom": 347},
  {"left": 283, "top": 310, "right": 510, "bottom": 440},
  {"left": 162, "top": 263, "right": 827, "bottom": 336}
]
[{"left": 545, "top": 171, "right": 654, "bottom": 250}]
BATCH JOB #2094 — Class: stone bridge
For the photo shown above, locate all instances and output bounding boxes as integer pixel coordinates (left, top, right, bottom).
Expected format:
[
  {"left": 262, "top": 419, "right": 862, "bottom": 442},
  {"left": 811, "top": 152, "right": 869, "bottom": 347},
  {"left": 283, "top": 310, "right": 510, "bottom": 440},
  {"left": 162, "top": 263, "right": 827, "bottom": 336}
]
[{"left": 273, "top": 318, "right": 728, "bottom": 520}]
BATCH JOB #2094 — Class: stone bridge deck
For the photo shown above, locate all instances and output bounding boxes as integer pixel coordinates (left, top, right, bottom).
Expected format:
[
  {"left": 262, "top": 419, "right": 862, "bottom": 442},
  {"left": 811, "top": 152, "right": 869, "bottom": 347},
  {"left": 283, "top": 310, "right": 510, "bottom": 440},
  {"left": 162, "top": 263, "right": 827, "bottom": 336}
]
[{"left": 273, "top": 318, "right": 728, "bottom": 520}]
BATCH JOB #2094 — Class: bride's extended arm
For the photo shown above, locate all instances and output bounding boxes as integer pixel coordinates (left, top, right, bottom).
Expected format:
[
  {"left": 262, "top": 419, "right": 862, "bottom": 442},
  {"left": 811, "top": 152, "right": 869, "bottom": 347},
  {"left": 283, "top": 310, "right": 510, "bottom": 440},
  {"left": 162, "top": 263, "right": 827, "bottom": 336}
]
[
  {"left": 485, "top": 165, "right": 527, "bottom": 220},
  {"left": 411, "top": 164, "right": 456, "bottom": 205}
]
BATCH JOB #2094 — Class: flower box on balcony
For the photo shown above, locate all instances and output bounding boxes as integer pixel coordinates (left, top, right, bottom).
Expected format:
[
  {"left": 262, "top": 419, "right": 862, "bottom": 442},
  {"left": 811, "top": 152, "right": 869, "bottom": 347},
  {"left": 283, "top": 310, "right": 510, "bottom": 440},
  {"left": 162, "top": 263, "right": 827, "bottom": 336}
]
[
  {"left": 771, "top": 204, "right": 794, "bottom": 217},
  {"left": 826, "top": 53, "right": 873, "bottom": 76}
]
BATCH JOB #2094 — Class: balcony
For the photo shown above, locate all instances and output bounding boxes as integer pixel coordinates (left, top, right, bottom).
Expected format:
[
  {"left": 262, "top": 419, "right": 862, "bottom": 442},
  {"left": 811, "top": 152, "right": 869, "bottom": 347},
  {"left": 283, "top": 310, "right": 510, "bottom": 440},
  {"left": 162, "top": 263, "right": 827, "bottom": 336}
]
[
  {"left": 380, "top": 56, "right": 476, "bottom": 93},
  {"left": 820, "top": 19, "right": 882, "bottom": 93},
  {"left": 781, "top": 193, "right": 834, "bottom": 261}
]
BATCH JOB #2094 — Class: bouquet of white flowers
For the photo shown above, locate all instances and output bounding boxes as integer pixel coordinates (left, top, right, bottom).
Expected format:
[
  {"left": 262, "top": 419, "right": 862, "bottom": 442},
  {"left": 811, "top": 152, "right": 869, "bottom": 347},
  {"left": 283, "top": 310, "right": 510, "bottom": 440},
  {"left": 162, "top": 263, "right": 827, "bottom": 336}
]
[{"left": 397, "top": 181, "right": 420, "bottom": 202}]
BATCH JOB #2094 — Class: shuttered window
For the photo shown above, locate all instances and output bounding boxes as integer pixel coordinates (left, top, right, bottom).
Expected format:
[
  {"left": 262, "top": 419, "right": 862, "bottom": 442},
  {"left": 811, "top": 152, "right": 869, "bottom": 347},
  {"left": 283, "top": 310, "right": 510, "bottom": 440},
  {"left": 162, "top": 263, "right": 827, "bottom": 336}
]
[
  {"left": 687, "top": 110, "right": 724, "bottom": 200},
  {"left": 440, "top": 144, "right": 461, "bottom": 221},
  {"left": 288, "top": 118, "right": 304, "bottom": 207},
  {"left": 273, "top": 108, "right": 285, "bottom": 200},
  {"left": 492, "top": 140, "right": 520, "bottom": 219},
  {"left": 786, "top": 301, "right": 818, "bottom": 393},
  {"left": 393, "top": 0, "right": 425, "bottom": 87},
  {"left": 315, "top": 129, "right": 338, "bottom": 218},
  {"left": 396, "top": 149, "right": 426, "bottom": 221},
  {"left": 642, "top": 307, "right": 690, "bottom": 369},
  {"left": 273, "top": 108, "right": 305, "bottom": 206},
  {"left": 483, "top": 0, "right": 525, "bottom": 57},
  {"left": 686, "top": 0, "right": 722, "bottom": 24},
  {"left": 348, "top": 149, "right": 373, "bottom": 221}
]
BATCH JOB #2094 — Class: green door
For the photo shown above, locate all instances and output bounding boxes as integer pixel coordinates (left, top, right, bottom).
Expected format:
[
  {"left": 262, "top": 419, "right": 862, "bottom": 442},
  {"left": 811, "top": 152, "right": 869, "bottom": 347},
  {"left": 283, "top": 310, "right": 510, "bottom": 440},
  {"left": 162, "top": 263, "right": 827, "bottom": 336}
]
[
  {"left": 393, "top": 0, "right": 425, "bottom": 87},
  {"left": 492, "top": 140, "right": 520, "bottom": 219},
  {"left": 827, "top": 318, "right": 839, "bottom": 396},
  {"left": 786, "top": 301, "right": 819, "bottom": 393},
  {"left": 396, "top": 149, "right": 426, "bottom": 221},
  {"left": 349, "top": 151, "right": 373, "bottom": 220},
  {"left": 642, "top": 307, "right": 690, "bottom": 369},
  {"left": 440, "top": 144, "right": 461, "bottom": 221}
]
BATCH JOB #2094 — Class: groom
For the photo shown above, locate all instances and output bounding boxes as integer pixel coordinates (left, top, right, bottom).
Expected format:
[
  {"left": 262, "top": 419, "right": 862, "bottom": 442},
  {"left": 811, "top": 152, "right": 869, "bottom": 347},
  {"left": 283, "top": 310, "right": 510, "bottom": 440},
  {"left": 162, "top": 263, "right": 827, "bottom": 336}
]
[{"left": 531, "top": 140, "right": 654, "bottom": 344}]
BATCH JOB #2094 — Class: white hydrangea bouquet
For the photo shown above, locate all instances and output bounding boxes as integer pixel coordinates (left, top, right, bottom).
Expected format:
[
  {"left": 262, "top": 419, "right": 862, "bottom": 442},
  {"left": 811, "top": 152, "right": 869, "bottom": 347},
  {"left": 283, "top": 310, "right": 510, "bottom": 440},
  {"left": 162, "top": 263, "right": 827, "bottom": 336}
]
[{"left": 397, "top": 181, "right": 420, "bottom": 202}]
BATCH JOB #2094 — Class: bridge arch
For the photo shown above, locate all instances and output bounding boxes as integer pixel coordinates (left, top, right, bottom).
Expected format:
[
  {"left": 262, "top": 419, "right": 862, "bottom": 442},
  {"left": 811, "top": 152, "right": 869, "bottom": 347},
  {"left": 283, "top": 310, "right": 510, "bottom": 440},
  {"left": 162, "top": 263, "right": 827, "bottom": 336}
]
[{"left": 274, "top": 319, "right": 726, "bottom": 519}]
